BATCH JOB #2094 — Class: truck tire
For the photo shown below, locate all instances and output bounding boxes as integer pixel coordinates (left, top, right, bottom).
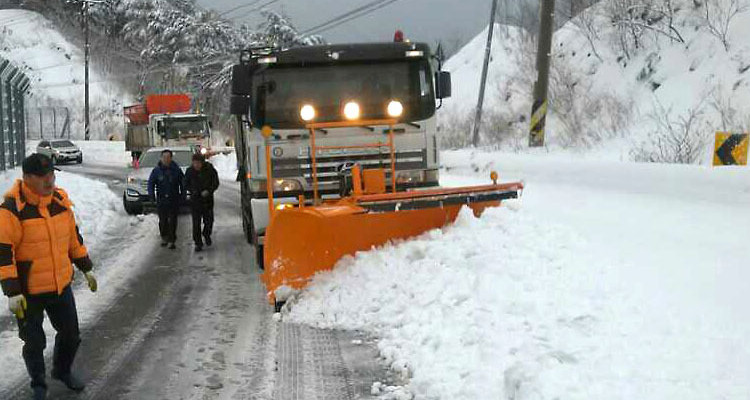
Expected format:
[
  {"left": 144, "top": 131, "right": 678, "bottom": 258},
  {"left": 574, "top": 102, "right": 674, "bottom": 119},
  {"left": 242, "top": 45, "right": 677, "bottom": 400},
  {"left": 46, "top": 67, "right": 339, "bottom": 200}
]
[
  {"left": 241, "top": 183, "right": 264, "bottom": 270},
  {"left": 123, "top": 193, "right": 142, "bottom": 215}
]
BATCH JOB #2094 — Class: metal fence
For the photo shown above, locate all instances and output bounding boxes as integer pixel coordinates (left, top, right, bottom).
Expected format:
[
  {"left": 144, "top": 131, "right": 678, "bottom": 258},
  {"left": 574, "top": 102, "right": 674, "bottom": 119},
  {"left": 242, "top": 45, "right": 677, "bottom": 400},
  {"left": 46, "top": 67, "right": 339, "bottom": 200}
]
[
  {"left": 0, "top": 57, "right": 30, "bottom": 172},
  {"left": 25, "top": 107, "right": 71, "bottom": 140}
]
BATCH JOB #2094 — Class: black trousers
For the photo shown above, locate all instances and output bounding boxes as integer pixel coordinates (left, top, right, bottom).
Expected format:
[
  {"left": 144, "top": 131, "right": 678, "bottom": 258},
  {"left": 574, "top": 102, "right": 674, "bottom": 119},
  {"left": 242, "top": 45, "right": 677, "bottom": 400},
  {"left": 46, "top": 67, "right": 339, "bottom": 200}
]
[
  {"left": 16, "top": 285, "right": 80, "bottom": 389},
  {"left": 191, "top": 204, "right": 214, "bottom": 245},
  {"left": 158, "top": 205, "right": 179, "bottom": 243}
]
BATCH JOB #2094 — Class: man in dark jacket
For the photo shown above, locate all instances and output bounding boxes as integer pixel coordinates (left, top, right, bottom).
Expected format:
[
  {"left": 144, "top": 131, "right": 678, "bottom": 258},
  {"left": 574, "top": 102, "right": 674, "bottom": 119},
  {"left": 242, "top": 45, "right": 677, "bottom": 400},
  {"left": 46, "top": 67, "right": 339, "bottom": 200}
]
[
  {"left": 147, "top": 149, "right": 184, "bottom": 249},
  {"left": 184, "top": 153, "right": 219, "bottom": 252}
]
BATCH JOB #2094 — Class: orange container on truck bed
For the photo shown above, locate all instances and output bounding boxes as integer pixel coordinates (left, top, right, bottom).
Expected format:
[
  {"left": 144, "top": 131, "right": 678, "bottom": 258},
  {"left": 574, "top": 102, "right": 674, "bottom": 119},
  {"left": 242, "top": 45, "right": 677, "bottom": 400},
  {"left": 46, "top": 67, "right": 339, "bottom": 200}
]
[{"left": 145, "top": 94, "right": 192, "bottom": 115}]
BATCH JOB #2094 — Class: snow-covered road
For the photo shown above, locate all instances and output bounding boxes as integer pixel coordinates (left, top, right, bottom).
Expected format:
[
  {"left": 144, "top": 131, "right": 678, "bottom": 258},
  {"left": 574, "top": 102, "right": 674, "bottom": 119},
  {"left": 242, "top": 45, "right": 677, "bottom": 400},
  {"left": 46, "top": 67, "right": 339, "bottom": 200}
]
[{"left": 1, "top": 157, "right": 389, "bottom": 399}]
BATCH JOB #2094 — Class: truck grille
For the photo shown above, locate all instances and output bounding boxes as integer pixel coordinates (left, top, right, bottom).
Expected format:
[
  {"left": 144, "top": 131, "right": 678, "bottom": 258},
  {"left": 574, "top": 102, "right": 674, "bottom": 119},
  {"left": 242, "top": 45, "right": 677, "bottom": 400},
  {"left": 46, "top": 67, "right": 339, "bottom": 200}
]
[{"left": 272, "top": 149, "right": 427, "bottom": 187}]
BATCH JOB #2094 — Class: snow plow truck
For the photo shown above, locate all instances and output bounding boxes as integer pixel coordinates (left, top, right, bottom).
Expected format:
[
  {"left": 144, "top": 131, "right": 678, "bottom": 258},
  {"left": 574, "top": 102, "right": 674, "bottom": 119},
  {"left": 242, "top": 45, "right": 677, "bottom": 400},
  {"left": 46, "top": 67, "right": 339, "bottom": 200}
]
[
  {"left": 230, "top": 41, "right": 523, "bottom": 310},
  {"left": 124, "top": 93, "right": 212, "bottom": 162}
]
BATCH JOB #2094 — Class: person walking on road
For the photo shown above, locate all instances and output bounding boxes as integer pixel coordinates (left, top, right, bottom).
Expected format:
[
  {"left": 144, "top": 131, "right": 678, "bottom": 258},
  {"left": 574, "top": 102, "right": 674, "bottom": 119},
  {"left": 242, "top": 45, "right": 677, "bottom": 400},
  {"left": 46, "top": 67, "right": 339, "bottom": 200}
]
[
  {"left": 147, "top": 149, "right": 185, "bottom": 250},
  {"left": 0, "top": 153, "right": 98, "bottom": 400},
  {"left": 184, "top": 153, "right": 219, "bottom": 252}
]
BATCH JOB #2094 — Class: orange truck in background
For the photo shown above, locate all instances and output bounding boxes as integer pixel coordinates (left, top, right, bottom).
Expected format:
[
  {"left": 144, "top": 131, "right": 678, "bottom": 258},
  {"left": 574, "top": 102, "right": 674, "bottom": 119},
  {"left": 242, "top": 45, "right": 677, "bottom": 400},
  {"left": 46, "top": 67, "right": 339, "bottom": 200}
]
[{"left": 124, "top": 94, "right": 211, "bottom": 161}]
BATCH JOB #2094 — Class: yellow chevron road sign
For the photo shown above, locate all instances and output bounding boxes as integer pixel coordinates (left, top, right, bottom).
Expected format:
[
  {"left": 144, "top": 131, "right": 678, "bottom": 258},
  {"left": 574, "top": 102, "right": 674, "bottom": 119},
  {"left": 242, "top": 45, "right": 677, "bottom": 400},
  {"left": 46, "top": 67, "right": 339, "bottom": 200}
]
[{"left": 713, "top": 132, "right": 748, "bottom": 166}]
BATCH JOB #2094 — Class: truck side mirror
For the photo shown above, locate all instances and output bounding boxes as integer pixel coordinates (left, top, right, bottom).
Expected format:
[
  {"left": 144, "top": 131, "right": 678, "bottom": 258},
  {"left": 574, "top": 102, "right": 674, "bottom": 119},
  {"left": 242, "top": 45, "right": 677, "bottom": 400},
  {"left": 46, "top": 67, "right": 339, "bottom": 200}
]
[
  {"left": 232, "top": 64, "right": 253, "bottom": 96},
  {"left": 208, "top": 121, "right": 213, "bottom": 129},
  {"left": 157, "top": 122, "right": 166, "bottom": 136},
  {"left": 230, "top": 95, "right": 251, "bottom": 116},
  {"left": 435, "top": 71, "right": 452, "bottom": 99}
]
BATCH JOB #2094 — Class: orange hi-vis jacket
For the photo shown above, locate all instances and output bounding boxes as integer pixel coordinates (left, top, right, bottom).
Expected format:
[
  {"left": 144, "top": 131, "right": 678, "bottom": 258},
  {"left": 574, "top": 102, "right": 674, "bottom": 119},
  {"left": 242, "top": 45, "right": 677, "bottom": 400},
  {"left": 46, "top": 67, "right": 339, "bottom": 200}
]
[{"left": 0, "top": 180, "right": 92, "bottom": 297}]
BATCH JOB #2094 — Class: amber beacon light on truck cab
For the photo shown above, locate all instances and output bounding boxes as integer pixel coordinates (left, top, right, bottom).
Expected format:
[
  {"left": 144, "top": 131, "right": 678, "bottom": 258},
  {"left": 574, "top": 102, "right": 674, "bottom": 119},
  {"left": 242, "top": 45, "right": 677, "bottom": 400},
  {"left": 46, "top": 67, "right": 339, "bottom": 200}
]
[{"left": 230, "top": 40, "right": 453, "bottom": 262}]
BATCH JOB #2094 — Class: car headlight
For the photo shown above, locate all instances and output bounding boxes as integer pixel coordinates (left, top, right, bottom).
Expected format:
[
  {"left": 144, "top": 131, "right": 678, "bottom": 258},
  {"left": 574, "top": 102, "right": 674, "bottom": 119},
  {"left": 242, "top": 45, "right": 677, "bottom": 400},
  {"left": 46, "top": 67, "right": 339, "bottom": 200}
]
[{"left": 126, "top": 188, "right": 140, "bottom": 197}]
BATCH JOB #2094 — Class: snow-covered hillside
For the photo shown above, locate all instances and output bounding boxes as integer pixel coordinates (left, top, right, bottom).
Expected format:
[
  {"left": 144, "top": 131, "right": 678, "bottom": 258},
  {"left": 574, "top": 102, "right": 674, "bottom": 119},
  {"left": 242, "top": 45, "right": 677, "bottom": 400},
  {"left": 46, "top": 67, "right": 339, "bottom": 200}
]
[
  {"left": 441, "top": 0, "right": 750, "bottom": 164},
  {"left": 0, "top": 9, "right": 131, "bottom": 140}
]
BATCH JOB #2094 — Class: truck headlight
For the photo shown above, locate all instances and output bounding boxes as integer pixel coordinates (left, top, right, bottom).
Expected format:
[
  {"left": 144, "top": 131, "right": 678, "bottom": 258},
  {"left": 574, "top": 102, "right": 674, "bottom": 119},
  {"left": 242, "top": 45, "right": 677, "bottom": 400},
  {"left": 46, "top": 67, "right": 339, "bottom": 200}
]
[
  {"left": 250, "top": 179, "right": 303, "bottom": 193},
  {"left": 300, "top": 104, "right": 316, "bottom": 121},
  {"left": 396, "top": 170, "right": 425, "bottom": 184},
  {"left": 343, "top": 102, "right": 360, "bottom": 120},
  {"left": 387, "top": 100, "right": 403, "bottom": 117},
  {"left": 273, "top": 179, "right": 302, "bottom": 192}
]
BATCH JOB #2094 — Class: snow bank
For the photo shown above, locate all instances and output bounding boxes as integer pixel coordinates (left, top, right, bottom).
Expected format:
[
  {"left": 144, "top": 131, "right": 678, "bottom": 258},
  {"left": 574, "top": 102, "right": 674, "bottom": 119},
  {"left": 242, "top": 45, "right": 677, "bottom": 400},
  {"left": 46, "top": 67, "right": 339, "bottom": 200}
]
[
  {"left": 288, "top": 206, "right": 615, "bottom": 399},
  {"left": 210, "top": 152, "right": 238, "bottom": 182},
  {"left": 287, "top": 149, "right": 750, "bottom": 399}
]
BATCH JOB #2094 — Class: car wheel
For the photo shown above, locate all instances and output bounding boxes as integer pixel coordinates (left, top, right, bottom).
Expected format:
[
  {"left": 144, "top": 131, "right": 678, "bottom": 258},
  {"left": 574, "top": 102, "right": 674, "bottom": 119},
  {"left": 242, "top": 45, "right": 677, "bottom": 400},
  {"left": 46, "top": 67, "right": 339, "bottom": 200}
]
[
  {"left": 123, "top": 193, "right": 142, "bottom": 215},
  {"left": 76, "top": 156, "right": 83, "bottom": 164}
]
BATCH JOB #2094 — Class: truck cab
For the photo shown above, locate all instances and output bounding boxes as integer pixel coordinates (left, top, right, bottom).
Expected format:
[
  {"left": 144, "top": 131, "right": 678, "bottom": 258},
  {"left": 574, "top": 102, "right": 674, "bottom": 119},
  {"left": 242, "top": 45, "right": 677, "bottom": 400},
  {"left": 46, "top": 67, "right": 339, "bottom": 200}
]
[
  {"left": 230, "top": 42, "right": 451, "bottom": 260},
  {"left": 124, "top": 94, "right": 212, "bottom": 162}
]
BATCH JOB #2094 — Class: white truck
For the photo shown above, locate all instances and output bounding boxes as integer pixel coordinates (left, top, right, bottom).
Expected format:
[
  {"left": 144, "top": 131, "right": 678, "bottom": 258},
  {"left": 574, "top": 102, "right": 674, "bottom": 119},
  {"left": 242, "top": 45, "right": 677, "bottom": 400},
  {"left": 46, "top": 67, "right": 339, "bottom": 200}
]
[
  {"left": 229, "top": 41, "right": 452, "bottom": 266},
  {"left": 124, "top": 94, "right": 211, "bottom": 162}
]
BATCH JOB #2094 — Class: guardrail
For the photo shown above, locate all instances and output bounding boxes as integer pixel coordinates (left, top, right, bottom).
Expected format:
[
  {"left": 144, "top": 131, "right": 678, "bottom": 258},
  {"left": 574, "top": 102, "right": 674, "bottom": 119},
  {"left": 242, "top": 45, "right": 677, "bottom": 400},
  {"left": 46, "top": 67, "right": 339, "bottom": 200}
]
[{"left": 0, "top": 57, "right": 30, "bottom": 172}]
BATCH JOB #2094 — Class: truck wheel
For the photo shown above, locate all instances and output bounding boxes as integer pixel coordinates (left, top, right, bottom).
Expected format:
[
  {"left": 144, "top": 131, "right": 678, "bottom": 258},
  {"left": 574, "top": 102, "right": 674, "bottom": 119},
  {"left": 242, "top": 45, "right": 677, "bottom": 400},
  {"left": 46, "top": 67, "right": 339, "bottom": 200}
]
[{"left": 123, "top": 193, "right": 142, "bottom": 215}]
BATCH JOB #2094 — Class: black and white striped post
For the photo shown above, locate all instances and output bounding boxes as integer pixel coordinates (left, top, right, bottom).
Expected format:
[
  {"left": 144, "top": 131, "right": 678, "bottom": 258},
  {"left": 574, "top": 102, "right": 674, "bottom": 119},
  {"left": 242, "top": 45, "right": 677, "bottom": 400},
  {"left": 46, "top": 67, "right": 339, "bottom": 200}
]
[{"left": 529, "top": 0, "right": 556, "bottom": 148}]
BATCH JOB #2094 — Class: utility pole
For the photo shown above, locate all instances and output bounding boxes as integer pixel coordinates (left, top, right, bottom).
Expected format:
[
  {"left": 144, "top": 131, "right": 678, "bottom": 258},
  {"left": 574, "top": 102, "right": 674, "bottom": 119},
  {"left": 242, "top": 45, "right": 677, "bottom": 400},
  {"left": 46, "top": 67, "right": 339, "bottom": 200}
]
[
  {"left": 529, "top": 0, "right": 556, "bottom": 147},
  {"left": 79, "top": 0, "right": 104, "bottom": 141},
  {"left": 83, "top": 0, "right": 90, "bottom": 141},
  {"left": 472, "top": 0, "right": 499, "bottom": 147}
]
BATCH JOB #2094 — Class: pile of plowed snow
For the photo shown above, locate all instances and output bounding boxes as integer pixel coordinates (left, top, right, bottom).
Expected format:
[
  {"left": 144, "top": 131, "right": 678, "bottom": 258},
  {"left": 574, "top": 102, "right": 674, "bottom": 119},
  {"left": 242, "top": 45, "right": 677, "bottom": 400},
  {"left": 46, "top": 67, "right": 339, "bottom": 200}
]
[{"left": 286, "top": 150, "right": 750, "bottom": 399}]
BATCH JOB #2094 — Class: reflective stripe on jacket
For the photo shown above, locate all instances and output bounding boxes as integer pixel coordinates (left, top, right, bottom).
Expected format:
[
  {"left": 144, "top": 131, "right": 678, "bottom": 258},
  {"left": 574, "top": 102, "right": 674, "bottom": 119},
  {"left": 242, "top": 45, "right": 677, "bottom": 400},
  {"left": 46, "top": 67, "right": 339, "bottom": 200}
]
[{"left": 0, "top": 180, "right": 91, "bottom": 296}]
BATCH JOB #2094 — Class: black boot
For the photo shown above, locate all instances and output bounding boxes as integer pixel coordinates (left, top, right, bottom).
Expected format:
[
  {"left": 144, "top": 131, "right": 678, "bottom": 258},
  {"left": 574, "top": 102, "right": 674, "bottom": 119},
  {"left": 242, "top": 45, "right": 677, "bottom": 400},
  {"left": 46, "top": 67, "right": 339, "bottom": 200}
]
[
  {"left": 195, "top": 244, "right": 203, "bottom": 252},
  {"left": 169, "top": 242, "right": 176, "bottom": 250},
  {"left": 204, "top": 235, "right": 212, "bottom": 247},
  {"left": 52, "top": 371, "right": 85, "bottom": 392},
  {"left": 32, "top": 385, "right": 46, "bottom": 400}
]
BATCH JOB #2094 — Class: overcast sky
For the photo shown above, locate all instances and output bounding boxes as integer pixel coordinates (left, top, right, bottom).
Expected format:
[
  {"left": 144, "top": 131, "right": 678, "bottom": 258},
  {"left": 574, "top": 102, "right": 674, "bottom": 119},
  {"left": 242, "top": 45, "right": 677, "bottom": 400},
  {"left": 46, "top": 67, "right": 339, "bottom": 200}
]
[{"left": 197, "top": 0, "right": 499, "bottom": 55}]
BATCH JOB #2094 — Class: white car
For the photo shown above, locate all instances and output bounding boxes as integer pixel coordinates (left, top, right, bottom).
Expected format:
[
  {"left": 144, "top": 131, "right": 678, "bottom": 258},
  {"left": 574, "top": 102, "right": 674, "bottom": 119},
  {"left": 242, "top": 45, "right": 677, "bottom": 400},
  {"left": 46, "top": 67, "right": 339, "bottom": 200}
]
[
  {"left": 123, "top": 147, "right": 194, "bottom": 215},
  {"left": 37, "top": 139, "right": 83, "bottom": 164}
]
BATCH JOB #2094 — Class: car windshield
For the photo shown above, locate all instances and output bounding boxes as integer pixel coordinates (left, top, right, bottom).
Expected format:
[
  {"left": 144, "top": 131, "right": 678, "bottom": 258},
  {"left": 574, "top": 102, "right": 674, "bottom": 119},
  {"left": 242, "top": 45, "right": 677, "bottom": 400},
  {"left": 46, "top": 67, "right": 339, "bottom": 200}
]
[
  {"left": 251, "top": 60, "right": 435, "bottom": 129},
  {"left": 51, "top": 140, "right": 74, "bottom": 148},
  {"left": 138, "top": 151, "right": 193, "bottom": 168},
  {"left": 161, "top": 118, "right": 209, "bottom": 140}
]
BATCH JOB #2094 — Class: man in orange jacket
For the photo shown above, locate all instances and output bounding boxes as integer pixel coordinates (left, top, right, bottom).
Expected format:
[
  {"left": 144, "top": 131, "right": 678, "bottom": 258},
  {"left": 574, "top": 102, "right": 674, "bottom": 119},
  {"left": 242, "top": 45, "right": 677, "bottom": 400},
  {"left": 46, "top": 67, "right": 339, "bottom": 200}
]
[{"left": 0, "top": 154, "right": 98, "bottom": 400}]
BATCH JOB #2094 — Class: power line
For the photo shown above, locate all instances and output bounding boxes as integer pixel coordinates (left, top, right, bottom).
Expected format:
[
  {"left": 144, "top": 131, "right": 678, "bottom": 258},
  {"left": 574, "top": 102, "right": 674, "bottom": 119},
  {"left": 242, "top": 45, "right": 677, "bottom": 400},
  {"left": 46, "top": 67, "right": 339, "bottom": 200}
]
[
  {"left": 219, "top": 0, "right": 262, "bottom": 17},
  {"left": 299, "top": 0, "right": 390, "bottom": 35},
  {"left": 230, "top": 0, "right": 282, "bottom": 21},
  {"left": 300, "top": 0, "right": 404, "bottom": 36}
]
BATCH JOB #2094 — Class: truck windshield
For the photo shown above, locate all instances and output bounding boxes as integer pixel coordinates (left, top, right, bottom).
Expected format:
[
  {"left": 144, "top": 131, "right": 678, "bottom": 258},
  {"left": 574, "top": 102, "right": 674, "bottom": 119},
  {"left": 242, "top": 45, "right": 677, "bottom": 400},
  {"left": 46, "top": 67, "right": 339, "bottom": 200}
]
[
  {"left": 162, "top": 118, "right": 209, "bottom": 139},
  {"left": 252, "top": 60, "right": 435, "bottom": 129}
]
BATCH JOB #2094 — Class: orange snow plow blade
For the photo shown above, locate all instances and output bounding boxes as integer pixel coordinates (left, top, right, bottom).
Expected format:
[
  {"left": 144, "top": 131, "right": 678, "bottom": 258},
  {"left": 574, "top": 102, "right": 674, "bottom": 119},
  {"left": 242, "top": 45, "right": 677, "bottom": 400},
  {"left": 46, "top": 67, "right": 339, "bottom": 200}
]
[
  {"left": 257, "top": 119, "right": 523, "bottom": 305},
  {"left": 262, "top": 182, "right": 523, "bottom": 304}
]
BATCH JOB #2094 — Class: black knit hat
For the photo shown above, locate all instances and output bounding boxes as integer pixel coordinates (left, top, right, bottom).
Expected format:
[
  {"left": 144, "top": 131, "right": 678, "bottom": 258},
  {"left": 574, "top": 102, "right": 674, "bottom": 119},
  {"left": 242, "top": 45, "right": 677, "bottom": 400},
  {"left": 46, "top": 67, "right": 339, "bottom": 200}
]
[
  {"left": 192, "top": 153, "right": 205, "bottom": 162},
  {"left": 22, "top": 153, "right": 60, "bottom": 176}
]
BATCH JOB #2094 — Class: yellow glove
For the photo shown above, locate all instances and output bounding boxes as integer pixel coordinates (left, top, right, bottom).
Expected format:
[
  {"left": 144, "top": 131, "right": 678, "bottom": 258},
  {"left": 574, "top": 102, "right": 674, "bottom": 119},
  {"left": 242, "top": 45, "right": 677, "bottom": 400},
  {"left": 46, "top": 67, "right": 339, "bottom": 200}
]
[
  {"left": 8, "top": 295, "right": 27, "bottom": 319},
  {"left": 84, "top": 272, "right": 98, "bottom": 293}
]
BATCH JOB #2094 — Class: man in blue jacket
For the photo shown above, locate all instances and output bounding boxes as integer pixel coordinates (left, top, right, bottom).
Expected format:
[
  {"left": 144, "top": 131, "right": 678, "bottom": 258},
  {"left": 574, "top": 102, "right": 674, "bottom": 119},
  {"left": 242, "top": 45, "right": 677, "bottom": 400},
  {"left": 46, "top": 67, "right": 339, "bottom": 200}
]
[{"left": 147, "top": 149, "right": 184, "bottom": 249}]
